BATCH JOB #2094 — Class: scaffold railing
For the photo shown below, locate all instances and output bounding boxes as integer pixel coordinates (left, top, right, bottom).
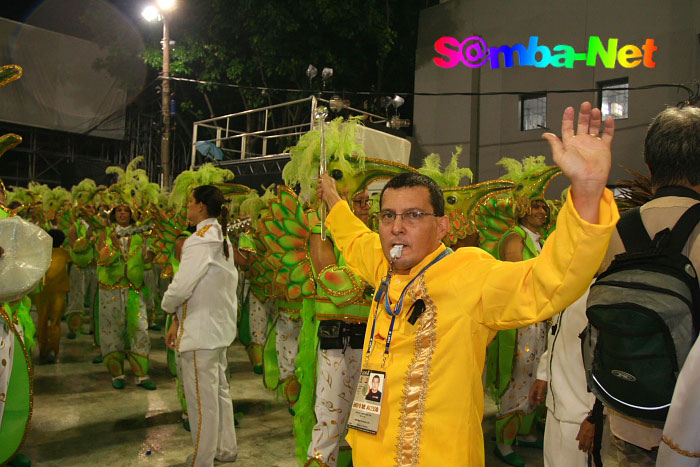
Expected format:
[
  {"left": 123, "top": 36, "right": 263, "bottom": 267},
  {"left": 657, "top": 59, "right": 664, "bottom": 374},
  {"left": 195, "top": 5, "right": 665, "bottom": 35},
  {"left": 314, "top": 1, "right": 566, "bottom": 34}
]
[{"left": 190, "top": 95, "right": 388, "bottom": 173}]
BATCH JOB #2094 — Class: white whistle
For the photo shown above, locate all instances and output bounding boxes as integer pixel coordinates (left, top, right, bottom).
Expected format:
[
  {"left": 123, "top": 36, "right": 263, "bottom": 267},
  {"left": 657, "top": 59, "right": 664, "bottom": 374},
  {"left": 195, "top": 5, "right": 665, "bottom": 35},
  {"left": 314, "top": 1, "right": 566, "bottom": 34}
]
[{"left": 390, "top": 244, "right": 404, "bottom": 263}]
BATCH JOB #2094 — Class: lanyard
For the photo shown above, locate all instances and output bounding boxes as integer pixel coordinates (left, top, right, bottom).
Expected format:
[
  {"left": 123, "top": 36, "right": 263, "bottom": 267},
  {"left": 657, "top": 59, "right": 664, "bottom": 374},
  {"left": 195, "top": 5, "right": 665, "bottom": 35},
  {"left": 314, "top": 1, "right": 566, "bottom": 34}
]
[{"left": 366, "top": 249, "right": 451, "bottom": 366}]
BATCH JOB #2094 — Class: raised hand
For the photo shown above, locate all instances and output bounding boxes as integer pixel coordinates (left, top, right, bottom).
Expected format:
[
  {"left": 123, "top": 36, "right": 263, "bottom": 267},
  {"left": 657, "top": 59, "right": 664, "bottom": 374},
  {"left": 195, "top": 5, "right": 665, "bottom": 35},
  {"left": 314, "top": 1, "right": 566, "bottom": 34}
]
[
  {"left": 317, "top": 172, "right": 343, "bottom": 211},
  {"left": 542, "top": 102, "right": 615, "bottom": 223}
]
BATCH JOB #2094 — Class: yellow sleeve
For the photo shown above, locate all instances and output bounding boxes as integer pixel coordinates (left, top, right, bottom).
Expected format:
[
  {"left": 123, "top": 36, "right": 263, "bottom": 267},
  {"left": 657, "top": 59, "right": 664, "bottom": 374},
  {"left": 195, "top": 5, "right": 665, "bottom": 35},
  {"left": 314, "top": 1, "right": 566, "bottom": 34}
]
[
  {"left": 471, "top": 188, "right": 619, "bottom": 329},
  {"left": 325, "top": 200, "right": 387, "bottom": 285}
]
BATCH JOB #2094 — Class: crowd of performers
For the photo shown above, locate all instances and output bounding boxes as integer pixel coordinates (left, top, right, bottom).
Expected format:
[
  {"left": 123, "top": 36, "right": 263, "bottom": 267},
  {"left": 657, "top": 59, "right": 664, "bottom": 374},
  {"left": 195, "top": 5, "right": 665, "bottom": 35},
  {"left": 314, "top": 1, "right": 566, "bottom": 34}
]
[
  {"left": 1, "top": 70, "right": 699, "bottom": 467},
  {"left": 0, "top": 111, "right": 573, "bottom": 467}
]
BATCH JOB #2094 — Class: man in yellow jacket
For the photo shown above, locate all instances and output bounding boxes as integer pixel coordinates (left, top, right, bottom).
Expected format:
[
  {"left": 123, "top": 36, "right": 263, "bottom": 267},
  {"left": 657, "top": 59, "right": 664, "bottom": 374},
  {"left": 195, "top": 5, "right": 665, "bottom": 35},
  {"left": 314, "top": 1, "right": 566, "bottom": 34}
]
[{"left": 317, "top": 102, "right": 619, "bottom": 466}]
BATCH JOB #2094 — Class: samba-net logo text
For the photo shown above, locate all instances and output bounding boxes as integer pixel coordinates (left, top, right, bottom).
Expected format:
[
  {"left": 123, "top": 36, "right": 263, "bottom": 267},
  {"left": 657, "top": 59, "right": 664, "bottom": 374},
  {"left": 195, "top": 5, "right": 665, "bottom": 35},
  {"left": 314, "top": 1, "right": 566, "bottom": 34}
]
[{"left": 433, "top": 36, "right": 657, "bottom": 69}]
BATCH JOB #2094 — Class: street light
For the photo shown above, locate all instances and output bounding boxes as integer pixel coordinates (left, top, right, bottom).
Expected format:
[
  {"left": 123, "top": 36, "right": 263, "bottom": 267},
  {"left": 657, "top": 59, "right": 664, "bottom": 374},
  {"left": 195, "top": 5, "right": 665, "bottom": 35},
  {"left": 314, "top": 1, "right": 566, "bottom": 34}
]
[{"left": 142, "top": 0, "right": 176, "bottom": 191}]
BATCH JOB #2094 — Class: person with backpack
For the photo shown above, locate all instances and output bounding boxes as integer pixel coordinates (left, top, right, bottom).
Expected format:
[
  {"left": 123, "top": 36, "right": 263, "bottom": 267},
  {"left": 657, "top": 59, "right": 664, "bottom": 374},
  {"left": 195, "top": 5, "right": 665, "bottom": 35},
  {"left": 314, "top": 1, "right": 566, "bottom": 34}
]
[{"left": 588, "top": 106, "right": 700, "bottom": 465}]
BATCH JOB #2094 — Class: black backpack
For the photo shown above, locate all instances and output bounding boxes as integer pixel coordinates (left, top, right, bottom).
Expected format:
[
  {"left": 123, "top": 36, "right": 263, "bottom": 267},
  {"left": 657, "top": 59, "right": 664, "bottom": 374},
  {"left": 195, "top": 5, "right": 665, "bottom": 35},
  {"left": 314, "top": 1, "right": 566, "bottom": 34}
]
[{"left": 582, "top": 202, "right": 700, "bottom": 425}]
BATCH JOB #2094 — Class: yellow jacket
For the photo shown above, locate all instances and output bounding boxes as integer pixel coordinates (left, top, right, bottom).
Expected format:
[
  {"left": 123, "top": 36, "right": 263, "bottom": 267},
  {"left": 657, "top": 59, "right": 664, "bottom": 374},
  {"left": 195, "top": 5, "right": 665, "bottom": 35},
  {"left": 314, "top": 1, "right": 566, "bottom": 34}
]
[{"left": 325, "top": 189, "right": 618, "bottom": 466}]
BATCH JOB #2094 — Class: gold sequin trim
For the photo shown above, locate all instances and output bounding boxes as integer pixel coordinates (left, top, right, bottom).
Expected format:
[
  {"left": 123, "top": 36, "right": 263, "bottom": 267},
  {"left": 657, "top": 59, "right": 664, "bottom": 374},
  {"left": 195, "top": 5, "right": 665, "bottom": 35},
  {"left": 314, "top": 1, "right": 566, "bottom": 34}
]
[
  {"left": 394, "top": 275, "right": 437, "bottom": 467},
  {"left": 192, "top": 350, "right": 203, "bottom": 465},
  {"left": 176, "top": 300, "right": 187, "bottom": 352},
  {"left": 196, "top": 224, "right": 213, "bottom": 237},
  {"left": 98, "top": 282, "right": 130, "bottom": 290},
  {"left": 662, "top": 435, "right": 700, "bottom": 458}
]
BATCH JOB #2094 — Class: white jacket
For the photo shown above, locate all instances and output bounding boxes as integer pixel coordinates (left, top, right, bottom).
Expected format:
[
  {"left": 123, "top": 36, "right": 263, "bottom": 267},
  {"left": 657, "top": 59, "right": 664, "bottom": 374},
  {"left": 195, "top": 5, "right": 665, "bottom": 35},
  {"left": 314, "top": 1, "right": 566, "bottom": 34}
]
[
  {"left": 537, "top": 287, "right": 596, "bottom": 424},
  {"left": 161, "top": 218, "right": 238, "bottom": 352}
]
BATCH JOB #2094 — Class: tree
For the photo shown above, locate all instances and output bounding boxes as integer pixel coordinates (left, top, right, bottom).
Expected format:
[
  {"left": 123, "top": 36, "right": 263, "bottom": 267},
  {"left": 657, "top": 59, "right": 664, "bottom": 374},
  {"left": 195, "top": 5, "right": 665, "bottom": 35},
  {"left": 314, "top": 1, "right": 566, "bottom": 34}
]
[{"left": 140, "top": 0, "right": 437, "bottom": 139}]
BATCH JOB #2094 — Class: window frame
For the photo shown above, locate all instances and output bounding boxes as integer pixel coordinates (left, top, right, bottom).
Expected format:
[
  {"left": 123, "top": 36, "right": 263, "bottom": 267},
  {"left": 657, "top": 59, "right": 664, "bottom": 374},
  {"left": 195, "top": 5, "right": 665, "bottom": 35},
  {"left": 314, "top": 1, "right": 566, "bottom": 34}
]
[
  {"left": 519, "top": 93, "right": 547, "bottom": 131},
  {"left": 597, "top": 77, "right": 629, "bottom": 120}
]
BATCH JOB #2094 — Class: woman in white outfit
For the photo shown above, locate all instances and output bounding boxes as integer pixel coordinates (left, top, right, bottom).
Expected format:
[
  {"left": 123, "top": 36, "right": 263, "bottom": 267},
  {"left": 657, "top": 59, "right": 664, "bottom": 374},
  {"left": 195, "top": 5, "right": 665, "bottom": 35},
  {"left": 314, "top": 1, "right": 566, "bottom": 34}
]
[{"left": 162, "top": 185, "right": 238, "bottom": 467}]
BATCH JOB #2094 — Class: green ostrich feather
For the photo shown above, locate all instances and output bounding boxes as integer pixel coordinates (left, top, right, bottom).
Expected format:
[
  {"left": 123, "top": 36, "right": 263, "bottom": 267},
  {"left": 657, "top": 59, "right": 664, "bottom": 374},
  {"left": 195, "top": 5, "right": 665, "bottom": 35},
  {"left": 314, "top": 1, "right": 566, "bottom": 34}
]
[
  {"left": 6, "top": 186, "right": 35, "bottom": 206},
  {"left": 141, "top": 182, "right": 161, "bottom": 206},
  {"left": 283, "top": 117, "right": 366, "bottom": 201},
  {"left": 418, "top": 146, "right": 473, "bottom": 188},
  {"left": 169, "top": 163, "right": 234, "bottom": 208},
  {"left": 196, "top": 162, "right": 234, "bottom": 185},
  {"left": 71, "top": 178, "right": 97, "bottom": 202},
  {"left": 169, "top": 169, "right": 197, "bottom": 208},
  {"left": 28, "top": 181, "right": 51, "bottom": 200},
  {"left": 229, "top": 191, "right": 257, "bottom": 218},
  {"left": 497, "top": 155, "right": 547, "bottom": 184}
]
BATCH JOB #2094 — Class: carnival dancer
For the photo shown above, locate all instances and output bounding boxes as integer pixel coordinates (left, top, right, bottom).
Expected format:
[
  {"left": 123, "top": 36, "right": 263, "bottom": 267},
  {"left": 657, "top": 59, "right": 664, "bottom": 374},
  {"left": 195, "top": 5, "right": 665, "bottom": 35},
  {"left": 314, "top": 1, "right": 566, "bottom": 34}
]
[
  {"left": 35, "top": 229, "right": 71, "bottom": 363},
  {"left": 489, "top": 198, "right": 550, "bottom": 466},
  {"left": 0, "top": 130, "right": 51, "bottom": 466},
  {"left": 162, "top": 185, "right": 238, "bottom": 467},
  {"left": 66, "top": 190, "right": 99, "bottom": 338},
  {"left": 96, "top": 200, "right": 156, "bottom": 390},
  {"left": 316, "top": 102, "right": 619, "bottom": 466},
  {"left": 303, "top": 190, "right": 373, "bottom": 467}
]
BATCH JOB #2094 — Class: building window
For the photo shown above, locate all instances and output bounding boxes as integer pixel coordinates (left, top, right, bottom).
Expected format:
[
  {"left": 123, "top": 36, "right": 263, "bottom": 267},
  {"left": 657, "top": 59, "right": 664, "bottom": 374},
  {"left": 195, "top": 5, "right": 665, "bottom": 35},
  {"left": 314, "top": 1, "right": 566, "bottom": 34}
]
[
  {"left": 599, "top": 78, "right": 629, "bottom": 120},
  {"left": 520, "top": 94, "right": 547, "bottom": 131}
]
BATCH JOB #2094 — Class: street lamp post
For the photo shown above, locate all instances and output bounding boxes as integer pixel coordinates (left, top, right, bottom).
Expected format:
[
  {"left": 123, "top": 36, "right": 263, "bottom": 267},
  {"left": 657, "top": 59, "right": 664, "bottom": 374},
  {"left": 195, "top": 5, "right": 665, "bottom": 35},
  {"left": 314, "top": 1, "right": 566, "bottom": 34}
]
[
  {"left": 142, "top": 0, "right": 176, "bottom": 191},
  {"left": 160, "top": 18, "right": 171, "bottom": 191}
]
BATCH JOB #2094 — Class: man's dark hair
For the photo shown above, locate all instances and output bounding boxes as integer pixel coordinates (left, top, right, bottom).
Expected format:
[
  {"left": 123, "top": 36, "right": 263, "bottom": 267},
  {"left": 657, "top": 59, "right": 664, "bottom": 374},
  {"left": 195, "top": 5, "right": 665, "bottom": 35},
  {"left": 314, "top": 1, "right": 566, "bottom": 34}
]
[
  {"left": 7, "top": 201, "right": 21, "bottom": 210},
  {"left": 48, "top": 228, "right": 65, "bottom": 248},
  {"left": 644, "top": 106, "right": 700, "bottom": 187},
  {"left": 109, "top": 205, "right": 133, "bottom": 225},
  {"left": 372, "top": 375, "right": 381, "bottom": 382},
  {"left": 380, "top": 173, "right": 445, "bottom": 216}
]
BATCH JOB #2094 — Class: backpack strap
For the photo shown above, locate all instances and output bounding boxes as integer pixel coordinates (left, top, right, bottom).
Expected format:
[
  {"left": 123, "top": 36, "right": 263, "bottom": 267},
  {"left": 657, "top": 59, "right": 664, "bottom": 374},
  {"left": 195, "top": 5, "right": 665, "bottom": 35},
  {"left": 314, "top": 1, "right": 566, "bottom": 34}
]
[
  {"left": 617, "top": 207, "right": 652, "bottom": 253},
  {"left": 667, "top": 202, "right": 700, "bottom": 253}
]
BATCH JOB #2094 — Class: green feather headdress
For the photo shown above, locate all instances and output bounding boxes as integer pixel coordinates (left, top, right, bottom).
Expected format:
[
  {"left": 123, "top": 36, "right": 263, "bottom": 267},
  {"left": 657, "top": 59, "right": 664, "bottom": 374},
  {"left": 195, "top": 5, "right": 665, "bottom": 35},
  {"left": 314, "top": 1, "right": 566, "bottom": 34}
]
[
  {"left": 169, "top": 163, "right": 235, "bottom": 208},
  {"left": 418, "top": 146, "right": 473, "bottom": 188},
  {"left": 239, "top": 186, "right": 276, "bottom": 222},
  {"left": 71, "top": 178, "right": 98, "bottom": 205},
  {"left": 497, "top": 155, "right": 550, "bottom": 185},
  {"left": 282, "top": 117, "right": 366, "bottom": 201}
]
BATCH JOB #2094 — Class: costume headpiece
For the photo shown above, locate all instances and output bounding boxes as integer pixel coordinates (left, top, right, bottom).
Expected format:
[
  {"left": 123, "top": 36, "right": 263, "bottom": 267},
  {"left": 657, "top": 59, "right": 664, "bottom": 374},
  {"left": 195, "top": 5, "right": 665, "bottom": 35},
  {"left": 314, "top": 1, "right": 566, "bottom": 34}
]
[
  {"left": 418, "top": 146, "right": 473, "bottom": 188},
  {"left": 282, "top": 117, "right": 366, "bottom": 201}
]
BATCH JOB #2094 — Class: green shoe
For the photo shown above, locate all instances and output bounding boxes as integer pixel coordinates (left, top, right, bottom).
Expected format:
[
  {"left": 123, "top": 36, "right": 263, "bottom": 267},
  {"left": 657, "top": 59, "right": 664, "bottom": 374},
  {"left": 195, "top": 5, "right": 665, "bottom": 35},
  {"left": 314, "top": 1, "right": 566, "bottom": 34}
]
[
  {"left": 8, "top": 452, "right": 31, "bottom": 467},
  {"left": 67, "top": 332, "right": 77, "bottom": 339},
  {"left": 137, "top": 380, "right": 157, "bottom": 390},
  {"left": 515, "top": 437, "right": 544, "bottom": 449},
  {"left": 182, "top": 418, "right": 190, "bottom": 432},
  {"left": 92, "top": 354, "right": 103, "bottom": 364},
  {"left": 493, "top": 447, "right": 525, "bottom": 467},
  {"left": 112, "top": 379, "right": 126, "bottom": 390},
  {"left": 252, "top": 365, "right": 263, "bottom": 375},
  {"left": 148, "top": 323, "right": 162, "bottom": 331}
]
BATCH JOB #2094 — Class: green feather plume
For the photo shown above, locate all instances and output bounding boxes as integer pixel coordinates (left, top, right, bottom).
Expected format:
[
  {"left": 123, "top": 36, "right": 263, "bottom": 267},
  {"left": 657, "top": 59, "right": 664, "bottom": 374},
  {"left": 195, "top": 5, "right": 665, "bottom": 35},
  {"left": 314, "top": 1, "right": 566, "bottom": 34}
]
[
  {"left": 497, "top": 155, "right": 548, "bottom": 183},
  {"left": 418, "top": 146, "right": 473, "bottom": 188},
  {"left": 283, "top": 117, "right": 366, "bottom": 200}
]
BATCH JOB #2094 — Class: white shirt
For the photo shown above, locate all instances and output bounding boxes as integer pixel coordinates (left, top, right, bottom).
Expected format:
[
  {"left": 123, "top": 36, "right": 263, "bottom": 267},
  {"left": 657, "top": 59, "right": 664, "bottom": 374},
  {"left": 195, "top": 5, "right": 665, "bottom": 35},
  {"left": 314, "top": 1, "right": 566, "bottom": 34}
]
[
  {"left": 161, "top": 218, "right": 238, "bottom": 352},
  {"left": 657, "top": 337, "right": 700, "bottom": 465},
  {"left": 521, "top": 224, "right": 543, "bottom": 253}
]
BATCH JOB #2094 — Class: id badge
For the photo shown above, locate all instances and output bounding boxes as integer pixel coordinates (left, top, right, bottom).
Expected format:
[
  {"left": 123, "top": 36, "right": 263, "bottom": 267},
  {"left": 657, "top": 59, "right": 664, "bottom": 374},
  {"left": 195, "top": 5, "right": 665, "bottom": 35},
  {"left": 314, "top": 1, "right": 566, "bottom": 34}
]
[{"left": 347, "top": 369, "right": 386, "bottom": 435}]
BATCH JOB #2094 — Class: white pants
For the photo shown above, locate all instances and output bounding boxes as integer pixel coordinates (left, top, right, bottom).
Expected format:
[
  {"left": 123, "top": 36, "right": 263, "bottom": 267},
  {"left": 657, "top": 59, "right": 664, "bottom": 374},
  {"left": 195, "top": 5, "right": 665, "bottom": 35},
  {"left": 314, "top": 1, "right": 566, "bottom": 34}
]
[
  {"left": 544, "top": 410, "right": 610, "bottom": 467},
  {"left": 276, "top": 312, "right": 301, "bottom": 380},
  {"left": 307, "top": 348, "right": 362, "bottom": 466},
  {"left": 181, "top": 347, "right": 237, "bottom": 467},
  {"left": 249, "top": 295, "right": 275, "bottom": 347}
]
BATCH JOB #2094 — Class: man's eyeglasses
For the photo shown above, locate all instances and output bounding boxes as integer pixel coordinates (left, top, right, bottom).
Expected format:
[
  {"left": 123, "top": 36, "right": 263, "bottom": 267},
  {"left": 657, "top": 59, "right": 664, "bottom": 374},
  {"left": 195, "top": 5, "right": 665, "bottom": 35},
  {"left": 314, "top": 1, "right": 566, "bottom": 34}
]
[
  {"left": 353, "top": 198, "right": 374, "bottom": 208},
  {"left": 378, "top": 210, "right": 439, "bottom": 226}
]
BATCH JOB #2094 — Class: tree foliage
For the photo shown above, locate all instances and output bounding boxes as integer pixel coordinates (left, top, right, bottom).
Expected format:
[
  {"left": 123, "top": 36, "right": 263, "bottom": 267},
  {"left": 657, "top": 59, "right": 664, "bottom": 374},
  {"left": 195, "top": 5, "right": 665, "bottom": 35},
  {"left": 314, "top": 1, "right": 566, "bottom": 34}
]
[{"left": 140, "top": 0, "right": 436, "bottom": 124}]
